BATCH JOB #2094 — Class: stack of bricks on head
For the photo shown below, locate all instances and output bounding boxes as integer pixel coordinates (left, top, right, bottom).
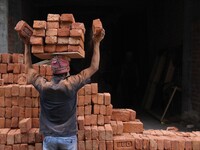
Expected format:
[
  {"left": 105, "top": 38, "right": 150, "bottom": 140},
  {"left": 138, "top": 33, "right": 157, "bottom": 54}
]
[{"left": 0, "top": 14, "right": 200, "bottom": 150}]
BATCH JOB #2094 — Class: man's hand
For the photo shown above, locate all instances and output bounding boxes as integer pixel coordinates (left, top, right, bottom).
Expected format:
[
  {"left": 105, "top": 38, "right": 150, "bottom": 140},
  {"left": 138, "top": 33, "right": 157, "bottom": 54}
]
[{"left": 92, "top": 28, "right": 105, "bottom": 43}]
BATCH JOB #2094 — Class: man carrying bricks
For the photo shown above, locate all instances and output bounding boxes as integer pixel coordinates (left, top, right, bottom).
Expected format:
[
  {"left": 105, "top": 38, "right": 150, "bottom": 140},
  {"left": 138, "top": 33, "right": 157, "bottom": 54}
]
[{"left": 20, "top": 21, "right": 105, "bottom": 149}]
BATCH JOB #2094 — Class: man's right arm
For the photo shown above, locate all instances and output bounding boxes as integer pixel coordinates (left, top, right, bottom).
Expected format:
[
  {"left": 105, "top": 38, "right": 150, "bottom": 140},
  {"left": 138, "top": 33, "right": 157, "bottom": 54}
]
[{"left": 24, "top": 43, "right": 37, "bottom": 84}]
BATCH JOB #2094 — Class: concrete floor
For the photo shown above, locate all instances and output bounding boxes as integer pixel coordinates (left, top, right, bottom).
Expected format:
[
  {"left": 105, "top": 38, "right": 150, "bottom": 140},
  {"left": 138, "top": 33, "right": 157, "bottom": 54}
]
[{"left": 136, "top": 110, "right": 197, "bottom": 132}]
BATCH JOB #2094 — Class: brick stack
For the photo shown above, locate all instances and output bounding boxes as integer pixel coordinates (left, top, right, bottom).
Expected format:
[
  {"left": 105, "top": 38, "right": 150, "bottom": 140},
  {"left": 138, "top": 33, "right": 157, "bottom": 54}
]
[
  {"left": 76, "top": 83, "right": 144, "bottom": 150},
  {"left": 31, "top": 13, "right": 85, "bottom": 58}
]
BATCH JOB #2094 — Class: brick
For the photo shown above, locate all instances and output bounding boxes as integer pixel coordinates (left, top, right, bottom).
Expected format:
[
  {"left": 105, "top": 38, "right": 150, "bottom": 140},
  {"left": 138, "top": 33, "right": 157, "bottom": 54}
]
[
  {"left": 0, "top": 87, "right": 4, "bottom": 97},
  {"left": 47, "top": 14, "right": 60, "bottom": 22},
  {"left": 91, "top": 125, "right": 98, "bottom": 140},
  {"left": 0, "top": 97, "right": 5, "bottom": 107},
  {"left": 31, "top": 45, "right": 44, "bottom": 53},
  {"left": 116, "top": 121, "right": 123, "bottom": 135},
  {"left": 45, "top": 36, "right": 57, "bottom": 44},
  {"left": 35, "top": 143, "right": 42, "bottom": 150},
  {"left": 78, "top": 141, "right": 85, "bottom": 150},
  {"left": 25, "top": 85, "right": 32, "bottom": 97},
  {"left": 13, "top": 63, "right": 21, "bottom": 73},
  {"left": 12, "top": 106, "right": 19, "bottom": 117},
  {"left": 14, "top": 129, "right": 21, "bottom": 144},
  {"left": 33, "top": 29, "right": 45, "bottom": 37},
  {"left": 99, "top": 105, "right": 106, "bottom": 115},
  {"left": 33, "top": 20, "right": 46, "bottom": 29},
  {"left": 68, "top": 37, "right": 84, "bottom": 49},
  {"left": 84, "top": 126, "right": 91, "bottom": 140},
  {"left": 57, "top": 27, "right": 70, "bottom": 37},
  {"left": 19, "top": 118, "right": 32, "bottom": 133},
  {"left": 11, "top": 115, "right": 19, "bottom": 128},
  {"left": 99, "top": 140, "right": 106, "bottom": 150},
  {"left": 7, "top": 129, "right": 16, "bottom": 145},
  {"left": 12, "top": 84, "right": 19, "bottom": 96},
  {"left": 57, "top": 37, "right": 69, "bottom": 44},
  {"left": 104, "top": 92, "right": 111, "bottom": 105},
  {"left": 0, "top": 118, "right": 5, "bottom": 128},
  {"left": 46, "top": 29, "right": 58, "bottom": 36},
  {"left": 0, "top": 108, "right": 5, "bottom": 117},
  {"left": 71, "top": 22, "right": 86, "bottom": 34},
  {"left": 77, "top": 130, "right": 84, "bottom": 141},
  {"left": 84, "top": 105, "right": 91, "bottom": 115},
  {"left": 98, "top": 126, "right": 105, "bottom": 140},
  {"left": 20, "top": 144, "right": 28, "bottom": 149},
  {"left": 5, "top": 118, "right": 11, "bottom": 128},
  {"left": 77, "top": 116, "right": 84, "bottom": 130},
  {"left": 97, "top": 114, "right": 104, "bottom": 126},
  {"left": 85, "top": 140, "right": 92, "bottom": 150},
  {"left": 105, "top": 124, "right": 113, "bottom": 141},
  {"left": 30, "top": 36, "right": 43, "bottom": 45},
  {"left": 123, "top": 121, "right": 144, "bottom": 133},
  {"left": 70, "top": 28, "right": 84, "bottom": 41},
  {"left": 15, "top": 20, "right": 33, "bottom": 44},
  {"left": 32, "top": 108, "right": 39, "bottom": 118},
  {"left": 84, "top": 95, "right": 91, "bottom": 105},
  {"left": 44, "top": 44, "right": 56, "bottom": 53},
  {"left": 113, "top": 135, "right": 135, "bottom": 150},
  {"left": 60, "top": 13, "right": 75, "bottom": 23},
  {"left": 25, "top": 108, "right": 32, "bottom": 118},
  {"left": 0, "top": 128, "right": 10, "bottom": 144},
  {"left": 97, "top": 93, "right": 104, "bottom": 105},
  {"left": 7, "top": 63, "right": 14, "bottom": 72},
  {"left": 28, "top": 128, "right": 37, "bottom": 144},
  {"left": 92, "top": 18, "right": 103, "bottom": 36},
  {"left": 93, "top": 104, "right": 100, "bottom": 114},
  {"left": 77, "top": 106, "right": 84, "bottom": 116},
  {"left": 5, "top": 107, "right": 11, "bottom": 119},
  {"left": 111, "top": 108, "right": 133, "bottom": 122},
  {"left": 21, "top": 133, "right": 28, "bottom": 143},
  {"left": 106, "top": 104, "right": 113, "bottom": 116},
  {"left": 35, "top": 128, "right": 43, "bottom": 143},
  {"left": 55, "top": 45, "right": 68, "bottom": 52},
  {"left": 32, "top": 118, "right": 39, "bottom": 128},
  {"left": 0, "top": 64, "right": 7, "bottom": 73},
  {"left": 2, "top": 53, "right": 11, "bottom": 64},
  {"left": 67, "top": 45, "right": 84, "bottom": 53},
  {"left": 77, "top": 95, "right": 85, "bottom": 106},
  {"left": 93, "top": 139, "right": 99, "bottom": 150},
  {"left": 46, "top": 21, "right": 59, "bottom": 29}
]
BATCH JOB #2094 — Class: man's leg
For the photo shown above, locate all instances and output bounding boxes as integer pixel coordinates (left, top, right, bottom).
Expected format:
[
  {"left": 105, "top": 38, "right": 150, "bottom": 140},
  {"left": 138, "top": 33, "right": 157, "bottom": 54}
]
[
  {"left": 58, "top": 135, "right": 77, "bottom": 150},
  {"left": 43, "top": 136, "right": 58, "bottom": 150}
]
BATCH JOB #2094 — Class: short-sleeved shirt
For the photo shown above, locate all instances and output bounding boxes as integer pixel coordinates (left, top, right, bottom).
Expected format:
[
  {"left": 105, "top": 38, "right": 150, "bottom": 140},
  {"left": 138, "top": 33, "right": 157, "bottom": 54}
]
[{"left": 31, "top": 70, "right": 90, "bottom": 137}]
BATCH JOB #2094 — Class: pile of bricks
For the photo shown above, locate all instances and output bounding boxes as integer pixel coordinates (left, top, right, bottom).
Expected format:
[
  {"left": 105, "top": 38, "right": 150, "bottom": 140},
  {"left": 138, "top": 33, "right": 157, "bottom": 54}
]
[
  {"left": 30, "top": 13, "right": 85, "bottom": 57},
  {"left": 76, "top": 83, "right": 144, "bottom": 150}
]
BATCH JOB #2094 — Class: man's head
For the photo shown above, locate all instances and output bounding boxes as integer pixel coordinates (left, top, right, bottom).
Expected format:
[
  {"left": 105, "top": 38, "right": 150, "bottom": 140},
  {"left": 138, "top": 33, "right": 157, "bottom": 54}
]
[{"left": 51, "top": 55, "right": 70, "bottom": 75}]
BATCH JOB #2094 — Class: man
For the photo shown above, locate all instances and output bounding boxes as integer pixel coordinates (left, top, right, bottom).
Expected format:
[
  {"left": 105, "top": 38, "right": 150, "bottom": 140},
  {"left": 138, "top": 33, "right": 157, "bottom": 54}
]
[{"left": 24, "top": 28, "right": 105, "bottom": 150}]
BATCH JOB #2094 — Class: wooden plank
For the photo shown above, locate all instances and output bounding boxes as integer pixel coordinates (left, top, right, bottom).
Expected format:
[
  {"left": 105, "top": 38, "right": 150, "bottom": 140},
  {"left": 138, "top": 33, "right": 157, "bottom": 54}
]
[{"left": 33, "top": 51, "right": 85, "bottom": 60}]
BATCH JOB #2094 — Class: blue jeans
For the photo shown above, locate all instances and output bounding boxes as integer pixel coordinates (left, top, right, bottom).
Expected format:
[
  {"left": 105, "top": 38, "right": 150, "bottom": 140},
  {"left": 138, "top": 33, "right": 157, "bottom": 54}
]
[{"left": 43, "top": 135, "right": 77, "bottom": 150}]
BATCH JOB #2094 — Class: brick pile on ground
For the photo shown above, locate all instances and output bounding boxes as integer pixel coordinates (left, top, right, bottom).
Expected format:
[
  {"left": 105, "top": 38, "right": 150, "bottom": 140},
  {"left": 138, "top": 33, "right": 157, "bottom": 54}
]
[
  {"left": 31, "top": 13, "right": 85, "bottom": 55},
  {"left": 76, "top": 83, "right": 144, "bottom": 150}
]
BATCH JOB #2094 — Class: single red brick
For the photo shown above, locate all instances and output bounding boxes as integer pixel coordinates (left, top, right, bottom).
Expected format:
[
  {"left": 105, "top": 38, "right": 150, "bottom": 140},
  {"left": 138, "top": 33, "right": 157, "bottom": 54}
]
[
  {"left": 33, "top": 29, "right": 45, "bottom": 37},
  {"left": 30, "top": 36, "right": 43, "bottom": 45},
  {"left": 33, "top": 20, "right": 46, "bottom": 29},
  {"left": 47, "top": 14, "right": 60, "bottom": 22},
  {"left": 57, "top": 27, "right": 70, "bottom": 37},
  {"left": 60, "top": 13, "right": 75, "bottom": 23},
  {"left": 46, "top": 21, "right": 59, "bottom": 29},
  {"left": 55, "top": 45, "right": 68, "bottom": 52},
  {"left": 31, "top": 45, "right": 44, "bottom": 53}
]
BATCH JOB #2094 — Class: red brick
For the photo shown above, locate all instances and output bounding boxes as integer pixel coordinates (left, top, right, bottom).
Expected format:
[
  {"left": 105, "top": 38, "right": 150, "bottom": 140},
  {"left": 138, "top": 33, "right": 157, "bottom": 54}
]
[
  {"left": 35, "top": 143, "right": 42, "bottom": 150},
  {"left": 55, "top": 45, "right": 68, "bottom": 52},
  {"left": 15, "top": 20, "right": 33, "bottom": 44},
  {"left": 71, "top": 22, "right": 86, "bottom": 34},
  {"left": 31, "top": 45, "right": 44, "bottom": 53},
  {"left": 92, "top": 18, "right": 103, "bottom": 36},
  {"left": 84, "top": 126, "right": 91, "bottom": 140},
  {"left": 7, "top": 129, "right": 16, "bottom": 145},
  {"left": 1, "top": 53, "right": 11, "bottom": 63},
  {"left": 11, "top": 117, "right": 18, "bottom": 128},
  {"left": 30, "top": 36, "right": 43, "bottom": 45},
  {"left": 19, "top": 118, "right": 32, "bottom": 133},
  {"left": 57, "top": 27, "right": 70, "bottom": 37},
  {"left": 78, "top": 141, "right": 85, "bottom": 150},
  {"left": 57, "top": 37, "right": 69, "bottom": 44},
  {"left": 105, "top": 124, "right": 113, "bottom": 141},
  {"left": 46, "top": 21, "right": 59, "bottom": 29},
  {"left": 60, "top": 13, "right": 75, "bottom": 23},
  {"left": 12, "top": 84, "right": 19, "bottom": 96},
  {"left": 33, "top": 29, "right": 45, "bottom": 37},
  {"left": 113, "top": 134, "right": 135, "bottom": 150},
  {"left": 97, "top": 93, "right": 104, "bottom": 105},
  {"left": 0, "top": 64, "right": 7, "bottom": 73},
  {"left": 28, "top": 128, "right": 37, "bottom": 144},
  {"left": 97, "top": 114, "right": 104, "bottom": 126},
  {"left": 14, "top": 129, "right": 21, "bottom": 144},
  {"left": 68, "top": 37, "right": 84, "bottom": 49},
  {"left": 33, "top": 20, "right": 46, "bottom": 29},
  {"left": 13, "top": 63, "right": 21, "bottom": 73},
  {"left": 85, "top": 140, "right": 92, "bottom": 150},
  {"left": 0, "top": 128, "right": 10, "bottom": 144},
  {"left": 98, "top": 126, "right": 105, "bottom": 140},
  {"left": 70, "top": 28, "right": 84, "bottom": 41}
]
